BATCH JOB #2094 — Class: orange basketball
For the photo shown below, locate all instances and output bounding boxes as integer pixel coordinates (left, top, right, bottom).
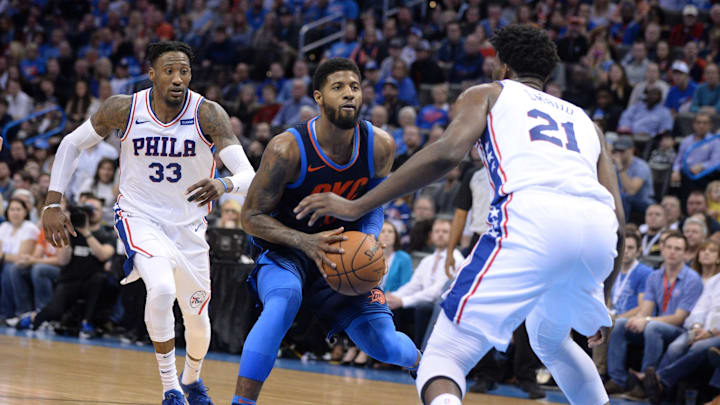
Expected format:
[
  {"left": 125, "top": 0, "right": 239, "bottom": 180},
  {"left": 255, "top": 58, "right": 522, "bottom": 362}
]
[{"left": 322, "top": 231, "right": 387, "bottom": 296}]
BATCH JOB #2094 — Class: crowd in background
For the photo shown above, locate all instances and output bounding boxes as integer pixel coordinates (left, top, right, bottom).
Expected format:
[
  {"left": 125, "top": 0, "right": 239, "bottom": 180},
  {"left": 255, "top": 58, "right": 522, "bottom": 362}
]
[{"left": 0, "top": 0, "right": 719, "bottom": 403}]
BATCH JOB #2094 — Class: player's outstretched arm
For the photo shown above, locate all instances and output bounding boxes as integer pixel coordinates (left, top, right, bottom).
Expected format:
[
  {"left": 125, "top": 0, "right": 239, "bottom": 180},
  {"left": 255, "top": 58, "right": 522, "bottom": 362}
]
[
  {"left": 294, "top": 83, "right": 500, "bottom": 226},
  {"left": 43, "top": 95, "right": 131, "bottom": 248},
  {"left": 186, "top": 100, "right": 255, "bottom": 205},
  {"left": 241, "top": 133, "right": 347, "bottom": 270}
]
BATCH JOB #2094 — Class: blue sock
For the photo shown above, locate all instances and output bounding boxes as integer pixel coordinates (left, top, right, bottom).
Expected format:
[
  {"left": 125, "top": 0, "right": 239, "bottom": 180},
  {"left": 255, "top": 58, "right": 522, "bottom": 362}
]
[
  {"left": 237, "top": 266, "right": 302, "bottom": 382},
  {"left": 346, "top": 313, "right": 419, "bottom": 368},
  {"left": 232, "top": 395, "right": 256, "bottom": 404}
]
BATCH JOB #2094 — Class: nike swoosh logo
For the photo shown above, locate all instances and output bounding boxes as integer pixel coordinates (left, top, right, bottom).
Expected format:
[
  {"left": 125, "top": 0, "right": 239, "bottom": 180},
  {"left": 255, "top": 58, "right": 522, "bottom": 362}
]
[
  {"left": 135, "top": 119, "right": 149, "bottom": 124},
  {"left": 308, "top": 165, "right": 326, "bottom": 172}
]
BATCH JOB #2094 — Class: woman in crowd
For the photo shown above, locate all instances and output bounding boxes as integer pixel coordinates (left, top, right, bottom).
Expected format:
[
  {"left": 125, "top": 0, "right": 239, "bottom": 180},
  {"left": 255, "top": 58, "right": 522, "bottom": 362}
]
[
  {"left": 692, "top": 240, "right": 720, "bottom": 284},
  {"left": 0, "top": 198, "right": 40, "bottom": 322},
  {"left": 79, "top": 158, "right": 117, "bottom": 224},
  {"left": 65, "top": 80, "right": 100, "bottom": 132},
  {"left": 217, "top": 199, "right": 242, "bottom": 229}
]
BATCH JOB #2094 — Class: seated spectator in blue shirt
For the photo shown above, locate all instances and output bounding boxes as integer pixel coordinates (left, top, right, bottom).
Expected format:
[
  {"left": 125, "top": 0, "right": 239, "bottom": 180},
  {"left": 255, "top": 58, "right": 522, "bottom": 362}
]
[
  {"left": 377, "top": 60, "right": 418, "bottom": 107},
  {"left": 417, "top": 83, "right": 450, "bottom": 131},
  {"left": 665, "top": 61, "right": 697, "bottom": 115},
  {"left": 612, "top": 136, "right": 655, "bottom": 222},
  {"left": 202, "top": 27, "right": 237, "bottom": 67},
  {"left": 246, "top": 0, "right": 268, "bottom": 32},
  {"left": 328, "top": 0, "right": 359, "bottom": 21},
  {"left": 271, "top": 79, "right": 315, "bottom": 128},
  {"left": 617, "top": 86, "right": 674, "bottom": 138},
  {"left": 606, "top": 232, "right": 704, "bottom": 395},
  {"left": 478, "top": 2, "right": 508, "bottom": 38},
  {"left": 327, "top": 22, "right": 358, "bottom": 59},
  {"left": 438, "top": 22, "right": 464, "bottom": 71},
  {"left": 392, "top": 106, "right": 417, "bottom": 156},
  {"left": 690, "top": 64, "right": 720, "bottom": 113},
  {"left": 378, "top": 221, "right": 413, "bottom": 293},
  {"left": 672, "top": 111, "right": 720, "bottom": 183},
  {"left": 610, "top": 1, "right": 643, "bottom": 45},
  {"left": 19, "top": 44, "right": 45, "bottom": 82},
  {"left": 257, "top": 62, "right": 286, "bottom": 103},
  {"left": 450, "top": 34, "right": 485, "bottom": 83},
  {"left": 277, "top": 60, "right": 312, "bottom": 103},
  {"left": 642, "top": 268, "right": 720, "bottom": 404}
]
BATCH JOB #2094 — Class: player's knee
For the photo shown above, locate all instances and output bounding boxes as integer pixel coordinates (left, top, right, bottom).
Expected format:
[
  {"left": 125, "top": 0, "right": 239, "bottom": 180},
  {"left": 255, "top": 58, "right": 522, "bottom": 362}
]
[
  {"left": 146, "top": 280, "right": 176, "bottom": 311},
  {"left": 262, "top": 287, "right": 301, "bottom": 327},
  {"left": 184, "top": 312, "right": 211, "bottom": 338}
]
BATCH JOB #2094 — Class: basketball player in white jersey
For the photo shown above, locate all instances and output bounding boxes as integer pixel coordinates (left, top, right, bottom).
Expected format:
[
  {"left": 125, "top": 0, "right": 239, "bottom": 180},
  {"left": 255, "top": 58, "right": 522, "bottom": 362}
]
[
  {"left": 294, "top": 25, "right": 625, "bottom": 405},
  {"left": 42, "top": 41, "right": 255, "bottom": 405}
]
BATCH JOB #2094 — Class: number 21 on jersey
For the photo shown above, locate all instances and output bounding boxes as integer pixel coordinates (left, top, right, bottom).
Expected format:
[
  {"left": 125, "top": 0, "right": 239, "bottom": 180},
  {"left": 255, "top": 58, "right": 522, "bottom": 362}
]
[{"left": 527, "top": 109, "right": 580, "bottom": 153}]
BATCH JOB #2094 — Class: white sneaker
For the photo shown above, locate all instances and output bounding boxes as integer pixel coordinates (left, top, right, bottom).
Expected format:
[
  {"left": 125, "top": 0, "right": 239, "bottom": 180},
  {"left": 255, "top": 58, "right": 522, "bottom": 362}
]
[{"left": 4, "top": 317, "right": 19, "bottom": 327}]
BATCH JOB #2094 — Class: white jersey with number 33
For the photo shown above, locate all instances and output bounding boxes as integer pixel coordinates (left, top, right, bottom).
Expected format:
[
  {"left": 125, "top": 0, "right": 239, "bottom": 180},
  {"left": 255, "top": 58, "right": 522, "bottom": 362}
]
[
  {"left": 117, "top": 88, "right": 215, "bottom": 226},
  {"left": 478, "top": 79, "right": 615, "bottom": 209}
]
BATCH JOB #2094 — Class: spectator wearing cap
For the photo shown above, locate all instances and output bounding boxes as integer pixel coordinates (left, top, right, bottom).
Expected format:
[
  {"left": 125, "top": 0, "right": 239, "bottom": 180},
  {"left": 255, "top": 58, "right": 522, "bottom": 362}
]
[
  {"left": 202, "top": 26, "right": 237, "bottom": 67},
  {"left": 380, "top": 38, "right": 405, "bottom": 79},
  {"left": 327, "top": 21, "right": 359, "bottom": 59},
  {"left": 417, "top": 83, "right": 449, "bottom": 131},
  {"left": 556, "top": 16, "right": 589, "bottom": 64},
  {"left": 350, "top": 28, "right": 386, "bottom": 72},
  {"left": 410, "top": 40, "right": 445, "bottom": 87},
  {"left": 610, "top": 1, "right": 642, "bottom": 45},
  {"left": 378, "top": 60, "right": 418, "bottom": 107},
  {"left": 618, "top": 86, "right": 673, "bottom": 138},
  {"left": 110, "top": 58, "right": 133, "bottom": 95},
  {"left": 612, "top": 136, "right": 655, "bottom": 222},
  {"left": 622, "top": 41, "right": 651, "bottom": 86},
  {"left": 274, "top": 5, "right": 300, "bottom": 51},
  {"left": 364, "top": 60, "right": 381, "bottom": 90},
  {"left": 605, "top": 232, "right": 703, "bottom": 396},
  {"left": 669, "top": 5, "right": 705, "bottom": 47},
  {"left": 672, "top": 112, "right": 720, "bottom": 199},
  {"left": 629, "top": 63, "right": 670, "bottom": 106},
  {"left": 690, "top": 64, "right": 720, "bottom": 114},
  {"left": 665, "top": 61, "right": 697, "bottom": 115},
  {"left": 401, "top": 27, "right": 423, "bottom": 67},
  {"left": 449, "top": 34, "right": 485, "bottom": 84},
  {"left": 380, "top": 78, "right": 408, "bottom": 127},
  {"left": 590, "top": 86, "right": 624, "bottom": 132},
  {"left": 271, "top": 79, "right": 315, "bottom": 128},
  {"left": 438, "top": 22, "right": 464, "bottom": 71}
]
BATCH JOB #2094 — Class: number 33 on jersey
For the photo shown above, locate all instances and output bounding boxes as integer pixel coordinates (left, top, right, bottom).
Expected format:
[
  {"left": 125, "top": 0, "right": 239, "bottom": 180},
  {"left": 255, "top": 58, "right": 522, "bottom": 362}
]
[{"left": 117, "top": 88, "right": 216, "bottom": 224}]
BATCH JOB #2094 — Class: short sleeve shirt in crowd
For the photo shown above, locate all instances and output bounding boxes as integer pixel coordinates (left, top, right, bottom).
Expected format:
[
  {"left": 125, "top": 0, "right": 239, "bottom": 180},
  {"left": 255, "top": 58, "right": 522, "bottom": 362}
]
[
  {"left": 0, "top": 220, "right": 40, "bottom": 254},
  {"left": 643, "top": 265, "right": 704, "bottom": 316},
  {"left": 621, "top": 157, "right": 654, "bottom": 205},
  {"left": 60, "top": 225, "right": 116, "bottom": 283}
]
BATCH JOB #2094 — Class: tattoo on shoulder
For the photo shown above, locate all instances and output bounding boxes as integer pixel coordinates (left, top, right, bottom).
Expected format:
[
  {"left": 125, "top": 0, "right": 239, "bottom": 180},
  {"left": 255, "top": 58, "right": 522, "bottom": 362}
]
[
  {"left": 91, "top": 95, "right": 132, "bottom": 139},
  {"left": 198, "top": 100, "right": 235, "bottom": 147}
]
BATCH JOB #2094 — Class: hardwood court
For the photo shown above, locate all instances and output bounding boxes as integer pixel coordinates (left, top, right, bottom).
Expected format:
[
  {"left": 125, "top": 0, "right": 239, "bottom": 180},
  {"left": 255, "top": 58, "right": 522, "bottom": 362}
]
[{"left": 0, "top": 334, "right": 548, "bottom": 405}]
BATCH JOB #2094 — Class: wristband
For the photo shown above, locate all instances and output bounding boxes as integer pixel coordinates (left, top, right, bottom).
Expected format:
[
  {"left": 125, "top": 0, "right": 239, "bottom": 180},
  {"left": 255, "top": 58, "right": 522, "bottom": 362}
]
[
  {"left": 41, "top": 203, "right": 62, "bottom": 216},
  {"left": 217, "top": 178, "right": 229, "bottom": 193}
]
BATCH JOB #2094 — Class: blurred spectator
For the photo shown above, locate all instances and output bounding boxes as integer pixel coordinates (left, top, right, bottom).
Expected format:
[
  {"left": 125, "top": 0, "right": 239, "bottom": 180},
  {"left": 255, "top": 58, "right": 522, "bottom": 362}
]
[
  {"left": 648, "top": 134, "right": 677, "bottom": 175},
  {"left": 479, "top": 2, "right": 508, "bottom": 38},
  {"left": 6, "top": 79, "right": 33, "bottom": 120},
  {"left": 590, "top": 87, "right": 623, "bottom": 132},
  {"left": 644, "top": 23, "right": 662, "bottom": 60},
  {"left": 610, "top": 1, "right": 642, "bottom": 45},
  {"left": 622, "top": 42, "right": 650, "bottom": 86},
  {"left": 216, "top": 199, "right": 242, "bottom": 229},
  {"left": 612, "top": 136, "right": 655, "bottom": 223},
  {"left": 0, "top": 161, "right": 15, "bottom": 201},
  {"left": 628, "top": 63, "right": 670, "bottom": 106},
  {"left": 78, "top": 158, "right": 117, "bottom": 224},
  {"left": 618, "top": 86, "right": 673, "bottom": 138},
  {"left": 670, "top": 5, "right": 705, "bottom": 47},
  {"left": 431, "top": 166, "right": 461, "bottom": 216},
  {"left": 393, "top": 125, "right": 422, "bottom": 170},
  {"left": 590, "top": 0, "right": 616, "bottom": 28},
  {"left": 19, "top": 227, "right": 62, "bottom": 313},
  {"left": 235, "top": 84, "right": 260, "bottom": 124},
  {"left": 556, "top": 16, "right": 589, "bottom": 64},
  {"left": 654, "top": 41, "right": 673, "bottom": 79},
  {"left": 665, "top": 61, "right": 697, "bottom": 115},
  {"left": 222, "top": 63, "right": 251, "bottom": 104},
  {"left": 709, "top": 181, "right": 720, "bottom": 222},
  {"left": 438, "top": 22, "right": 464, "bottom": 71},
  {"left": 672, "top": 112, "right": 720, "bottom": 200},
  {"left": 271, "top": 79, "right": 315, "bottom": 128},
  {"left": 684, "top": 41, "right": 707, "bottom": 84},
  {"left": 252, "top": 85, "right": 281, "bottom": 124},
  {"left": 273, "top": 6, "right": 299, "bottom": 55},
  {"left": 605, "top": 63, "right": 632, "bottom": 108},
  {"left": 641, "top": 204, "right": 668, "bottom": 257},
  {"left": 381, "top": 78, "right": 408, "bottom": 127},
  {"left": 642, "top": 259, "right": 720, "bottom": 404},
  {"left": 606, "top": 232, "right": 703, "bottom": 396},
  {"left": 378, "top": 221, "right": 412, "bottom": 293},
  {"left": 400, "top": 28, "right": 423, "bottom": 67},
  {"left": 327, "top": 22, "right": 358, "bottom": 59},
  {"left": 392, "top": 106, "right": 416, "bottom": 156},
  {"left": 350, "top": 28, "right": 385, "bottom": 72},
  {"left": 379, "top": 59, "right": 418, "bottom": 107},
  {"left": 449, "top": 34, "right": 485, "bottom": 84},
  {"left": 369, "top": 105, "right": 389, "bottom": 132},
  {"left": 691, "top": 64, "right": 720, "bottom": 114},
  {"left": 563, "top": 64, "right": 596, "bottom": 109},
  {"left": 692, "top": 240, "right": 720, "bottom": 282},
  {"left": 359, "top": 80, "right": 377, "bottom": 122},
  {"left": 684, "top": 216, "right": 709, "bottom": 263},
  {"left": 9, "top": 141, "right": 28, "bottom": 174},
  {"left": 410, "top": 40, "right": 445, "bottom": 86},
  {"left": 449, "top": 154, "right": 491, "bottom": 256},
  {"left": 0, "top": 198, "right": 39, "bottom": 322},
  {"left": 663, "top": 195, "right": 684, "bottom": 230},
  {"left": 686, "top": 191, "right": 720, "bottom": 234},
  {"left": 65, "top": 80, "right": 100, "bottom": 132},
  {"left": 19, "top": 43, "right": 45, "bottom": 83},
  {"left": 417, "top": 83, "right": 449, "bottom": 131},
  {"left": 386, "top": 218, "right": 463, "bottom": 345},
  {"left": 594, "top": 232, "right": 653, "bottom": 375}
]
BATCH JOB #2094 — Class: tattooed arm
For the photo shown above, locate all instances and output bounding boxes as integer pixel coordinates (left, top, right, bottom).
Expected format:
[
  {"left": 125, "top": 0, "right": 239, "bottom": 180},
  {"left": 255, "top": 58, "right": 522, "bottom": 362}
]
[
  {"left": 186, "top": 100, "right": 255, "bottom": 205},
  {"left": 43, "top": 95, "right": 132, "bottom": 247},
  {"left": 241, "top": 134, "right": 346, "bottom": 270}
]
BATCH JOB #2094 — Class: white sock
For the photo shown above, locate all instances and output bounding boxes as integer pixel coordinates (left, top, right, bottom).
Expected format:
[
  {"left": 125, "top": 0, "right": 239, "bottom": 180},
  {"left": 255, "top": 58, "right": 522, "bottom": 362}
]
[
  {"left": 156, "top": 349, "right": 181, "bottom": 394},
  {"left": 181, "top": 356, "right": 204, "bottom": 385},
  {"left": 430, "top": 394, "right": 462, "bottom": 405}
]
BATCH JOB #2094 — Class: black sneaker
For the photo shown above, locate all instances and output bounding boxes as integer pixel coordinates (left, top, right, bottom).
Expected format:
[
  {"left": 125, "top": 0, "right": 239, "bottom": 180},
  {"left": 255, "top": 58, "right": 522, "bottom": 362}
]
[
  {"left": 519, "top": 380, "right": 546, "bottom": 399},
  {"left": 469, "top": 379, "right": 497, "bottom": 393},
  {"left": 643, "top": 367, "right": 664, "bottom": 404}
]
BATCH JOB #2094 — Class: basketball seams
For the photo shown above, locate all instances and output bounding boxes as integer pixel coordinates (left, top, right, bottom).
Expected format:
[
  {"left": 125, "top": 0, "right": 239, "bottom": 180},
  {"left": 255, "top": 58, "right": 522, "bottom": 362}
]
[{"left": 324, "top": 231, "right": 386, "bottom": 295}]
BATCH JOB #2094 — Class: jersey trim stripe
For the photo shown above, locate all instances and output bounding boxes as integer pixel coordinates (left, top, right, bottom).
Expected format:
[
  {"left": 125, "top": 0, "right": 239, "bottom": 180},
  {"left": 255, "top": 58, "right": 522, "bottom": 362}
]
[
  {"left": 120, "top": 93, "right": 138, "bottom": 142},
  {"left": 194, "top": 97, "right": 214, "bottom": 148},
  {"left": 488, "top": 112, "right": 508, "bottom": 195},
  {"left": 208, "top": 159, "right": 216, "bottom": 214},
  {"left": 452, "top": 193, "right": 513, "bottom": 324},
  {"left": 197, "top": 294, "right": 210, "bottom": 315},
  {"left": 286, "top": 128, "right": 307, "bottom": 189},
  {"left": 145, "top": 88, "right": 192, "bottom": 127},
  {"left": 366, "top": 120, "right": 375, "bottom": 179},
  {"left": 307, "top": 116, "right": 360, "bottom": 172}
]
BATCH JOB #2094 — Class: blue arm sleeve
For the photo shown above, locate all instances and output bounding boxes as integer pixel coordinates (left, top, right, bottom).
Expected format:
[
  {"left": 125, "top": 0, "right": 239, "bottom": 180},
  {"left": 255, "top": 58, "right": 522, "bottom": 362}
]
[{"left": 356, "top": 177, "right": 387, "bottom": 237}]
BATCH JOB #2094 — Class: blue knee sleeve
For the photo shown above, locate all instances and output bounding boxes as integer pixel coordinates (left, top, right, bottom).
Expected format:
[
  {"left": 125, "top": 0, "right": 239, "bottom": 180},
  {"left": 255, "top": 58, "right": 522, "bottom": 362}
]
[
  {"left": 238, "top": 267, "right": 302, "bottom": 382},
  {"left": 346, "top": 313, "right": 418, "bottom": 368}
]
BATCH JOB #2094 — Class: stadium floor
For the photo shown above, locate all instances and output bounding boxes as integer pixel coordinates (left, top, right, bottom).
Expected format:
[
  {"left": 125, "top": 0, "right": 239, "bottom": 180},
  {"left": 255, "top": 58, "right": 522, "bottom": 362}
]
[{"left": 0, "top": 327, "right": 648, "bottom": 404}]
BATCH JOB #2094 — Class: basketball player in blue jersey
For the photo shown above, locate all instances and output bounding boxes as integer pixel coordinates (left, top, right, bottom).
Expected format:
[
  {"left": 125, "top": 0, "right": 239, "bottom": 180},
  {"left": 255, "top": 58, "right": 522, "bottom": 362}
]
[
  {"left": 41, "top": 41, "right": 255, "bottom": 405},
  {"left": 295, "top": 26, "right": 626, "bottom": 405},
  {"left": 232, "top": 58, "right": 420, "bottom": 405}
]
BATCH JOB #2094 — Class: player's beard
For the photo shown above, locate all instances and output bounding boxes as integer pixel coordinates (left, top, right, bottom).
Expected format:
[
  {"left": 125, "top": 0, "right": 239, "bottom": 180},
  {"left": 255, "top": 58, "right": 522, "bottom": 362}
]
[{"left": 324, "top": 103, "right": 358, "bottom": 130}]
